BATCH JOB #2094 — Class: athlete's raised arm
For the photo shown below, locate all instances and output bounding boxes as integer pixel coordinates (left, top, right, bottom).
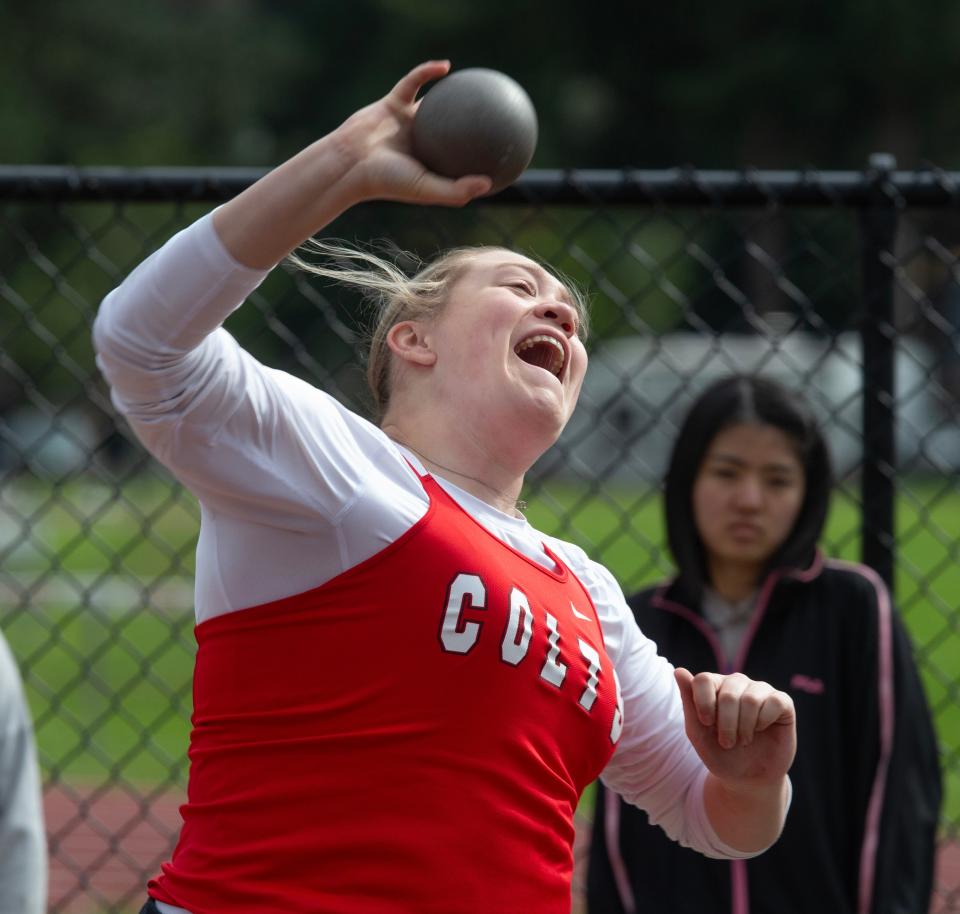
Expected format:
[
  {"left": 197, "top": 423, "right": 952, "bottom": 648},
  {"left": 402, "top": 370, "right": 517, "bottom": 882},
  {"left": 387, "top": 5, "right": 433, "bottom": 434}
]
[
  {"left": 213, "top": 60, "right": 490, "bottom": 269},
  {"left": 90, "top": 62, "right": 490, "bottom": 536}
]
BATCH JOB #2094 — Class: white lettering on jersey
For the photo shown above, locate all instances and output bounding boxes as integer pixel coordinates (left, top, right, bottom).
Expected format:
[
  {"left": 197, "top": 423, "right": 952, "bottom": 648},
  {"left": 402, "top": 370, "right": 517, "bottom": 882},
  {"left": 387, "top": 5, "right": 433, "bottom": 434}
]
[
  {"left": 501, "top": 587, "right": 533, "bottom": 666},
  {"left": 540, "top": 612, "right": 567, "bottom": 688},
  {"left": 577, "top": 639, "right": 601, "bottom": 711},
  {"left": 610, "top": 668, "right": 624, "bottom": 743},
  {"left": 439, "top": 577, "right": 619, "bottom": 737},
  {"left": 440, "top": 573, "right": 486, "bottom": 654}
]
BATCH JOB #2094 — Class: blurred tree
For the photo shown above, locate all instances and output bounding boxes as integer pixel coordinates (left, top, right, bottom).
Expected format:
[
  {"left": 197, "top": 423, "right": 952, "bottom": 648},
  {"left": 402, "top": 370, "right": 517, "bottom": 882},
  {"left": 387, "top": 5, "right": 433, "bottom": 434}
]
[
  {"left": 7, "top": 0, "right": 960, "bottom": 169},
  {"left": 2, "top": 0, "right": 300, "bottom": 165},
  {"left": 5, "top": 0, "right": 960, "bottom": 415}
]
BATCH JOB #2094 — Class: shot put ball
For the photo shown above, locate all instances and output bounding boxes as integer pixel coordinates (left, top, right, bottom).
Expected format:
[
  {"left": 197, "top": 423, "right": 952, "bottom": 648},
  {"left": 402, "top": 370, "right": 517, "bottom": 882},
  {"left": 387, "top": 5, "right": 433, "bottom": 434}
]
[{"left": 412, "top": 68, "right": 538, "bottom": 194}]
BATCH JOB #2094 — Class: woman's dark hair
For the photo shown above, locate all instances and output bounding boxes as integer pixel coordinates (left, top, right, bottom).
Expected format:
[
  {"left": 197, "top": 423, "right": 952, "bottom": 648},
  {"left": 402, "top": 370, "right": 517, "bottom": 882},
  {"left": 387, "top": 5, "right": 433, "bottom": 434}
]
[{"left": 663, "top": 375, "right": 833, "bottom": 604}]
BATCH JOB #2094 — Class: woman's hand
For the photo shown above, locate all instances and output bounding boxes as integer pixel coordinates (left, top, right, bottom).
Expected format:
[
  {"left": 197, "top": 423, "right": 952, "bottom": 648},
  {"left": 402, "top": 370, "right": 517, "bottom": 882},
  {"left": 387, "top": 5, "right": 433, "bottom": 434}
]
[
  {"left": 676, "top": 668, "right": 796, "bottom": 852},
  {"left": 334, "top": 60, "right": 493, "bottom": 207},
  {"left": 213, "top": 60, "right": 492, "bottom": 269},
  {"left": 675, "top": 668, "right": 796, "bottom": 787}
]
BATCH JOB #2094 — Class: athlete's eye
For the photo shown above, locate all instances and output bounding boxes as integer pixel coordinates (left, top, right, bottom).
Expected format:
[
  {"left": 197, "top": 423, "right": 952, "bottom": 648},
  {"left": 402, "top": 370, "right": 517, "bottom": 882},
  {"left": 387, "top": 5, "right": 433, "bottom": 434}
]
[{"left": 507, "top": 280, "right": 536, "bottom": 296}]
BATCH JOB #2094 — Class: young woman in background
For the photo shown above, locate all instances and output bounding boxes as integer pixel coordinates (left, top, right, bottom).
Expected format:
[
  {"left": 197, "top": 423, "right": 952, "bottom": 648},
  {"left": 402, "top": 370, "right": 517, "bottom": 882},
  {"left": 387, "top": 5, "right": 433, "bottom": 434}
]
[{"left": 587, "top": 375, "right": 942, "bottom": 914}]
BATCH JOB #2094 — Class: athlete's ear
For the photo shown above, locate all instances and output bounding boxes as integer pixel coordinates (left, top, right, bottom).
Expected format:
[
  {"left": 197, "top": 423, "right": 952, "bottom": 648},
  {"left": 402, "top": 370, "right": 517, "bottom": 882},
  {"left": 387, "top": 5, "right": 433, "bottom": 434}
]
[{"left": 386, "top": 320, "right": 437, "bottom": 367}]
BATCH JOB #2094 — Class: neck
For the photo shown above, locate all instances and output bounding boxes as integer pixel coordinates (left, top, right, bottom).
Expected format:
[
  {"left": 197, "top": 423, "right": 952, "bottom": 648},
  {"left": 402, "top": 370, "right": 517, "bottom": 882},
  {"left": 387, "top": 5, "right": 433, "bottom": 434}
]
[
  {"left": 384, "top": 426, "right": 527, "bottom": 518},
  {"left": 707, "top": 559, "right": 762, "bottom": 603}
]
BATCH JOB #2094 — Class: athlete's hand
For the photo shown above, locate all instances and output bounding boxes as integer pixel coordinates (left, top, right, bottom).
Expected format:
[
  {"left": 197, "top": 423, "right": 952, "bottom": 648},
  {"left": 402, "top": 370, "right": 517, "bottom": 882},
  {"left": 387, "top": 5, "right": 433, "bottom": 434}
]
[
  {"left": 334, "top": 60, "right": 492, "bottom": 207},
  {"left": 675, "top": 668, "right": 796, "bottom": 787}
]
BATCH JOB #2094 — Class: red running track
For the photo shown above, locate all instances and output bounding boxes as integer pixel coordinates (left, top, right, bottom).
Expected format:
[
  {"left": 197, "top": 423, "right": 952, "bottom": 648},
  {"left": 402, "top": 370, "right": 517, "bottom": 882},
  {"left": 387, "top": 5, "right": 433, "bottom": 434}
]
[{"left": 43, "top": 784, "right": 959, "bottom": 914}]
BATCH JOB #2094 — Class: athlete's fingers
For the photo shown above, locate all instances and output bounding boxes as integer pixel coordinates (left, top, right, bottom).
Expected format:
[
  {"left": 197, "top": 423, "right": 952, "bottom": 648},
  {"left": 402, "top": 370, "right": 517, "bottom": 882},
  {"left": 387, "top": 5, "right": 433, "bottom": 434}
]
[
  {"left": 684, "top": 669, "right": 721, "bottom": 728},
  {"left": 673, "top": 666, "right": 710, "bottom": 733},
  {"left": 679, "top": 669, "right": 796, "bottom": 753},
  {"left": 390, "top": 60, "right": 450, "bottom": 106},
  {"left": 736, "top": 682, "right": 766, "bottom": 746},
  {"left": 714, "top": 673, "right": 750, "bottom": 749},
  {"left": 755, "top": 687, "right": 796, "bottom": 731},
  {"left": 405, "top": 171, "right": 493, "bottom": 205}
]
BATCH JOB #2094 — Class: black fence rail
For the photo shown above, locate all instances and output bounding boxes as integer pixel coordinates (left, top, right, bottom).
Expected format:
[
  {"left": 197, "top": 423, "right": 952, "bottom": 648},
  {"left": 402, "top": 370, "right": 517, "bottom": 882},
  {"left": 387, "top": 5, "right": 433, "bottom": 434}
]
[{"left": 1, "top": 163, "right": 958, "bottom": 912}]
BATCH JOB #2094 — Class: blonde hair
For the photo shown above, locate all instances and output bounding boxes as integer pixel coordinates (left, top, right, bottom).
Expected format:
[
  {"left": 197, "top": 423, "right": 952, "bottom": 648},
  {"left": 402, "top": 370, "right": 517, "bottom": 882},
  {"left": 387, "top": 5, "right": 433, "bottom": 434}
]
[{"left": 288, "top": 240, "right": 590, "bottom": 420}]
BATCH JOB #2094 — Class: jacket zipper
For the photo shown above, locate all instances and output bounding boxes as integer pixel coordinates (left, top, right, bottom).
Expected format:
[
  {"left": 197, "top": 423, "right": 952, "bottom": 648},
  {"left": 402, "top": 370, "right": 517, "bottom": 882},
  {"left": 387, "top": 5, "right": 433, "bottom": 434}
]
[{"left": 652, "top": 573, "right": 784, "bottom": 914}]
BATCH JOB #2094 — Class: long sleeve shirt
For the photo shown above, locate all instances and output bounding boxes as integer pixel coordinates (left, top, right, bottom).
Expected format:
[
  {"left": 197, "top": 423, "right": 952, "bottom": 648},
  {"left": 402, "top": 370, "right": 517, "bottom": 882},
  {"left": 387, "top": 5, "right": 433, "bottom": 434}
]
[{"left": 93, "top": 212, "right": 767, "bottom": 913}]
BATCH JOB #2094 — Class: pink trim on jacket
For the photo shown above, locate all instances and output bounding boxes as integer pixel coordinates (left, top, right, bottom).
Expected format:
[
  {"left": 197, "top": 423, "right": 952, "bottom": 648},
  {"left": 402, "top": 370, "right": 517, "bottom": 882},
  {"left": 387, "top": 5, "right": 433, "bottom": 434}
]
[
  {"left": 649, "top": 550, "right": 825, "bottom": 914},
  {"left": 731, "top": 859, "right": 750, "bottom": 914},
  {"left": 825, "top": 560, "right": 894, "bottom": 914},
  {"left": 604, "top": 785, "right": 637, "bottom": 914},
  {"left": 649, "top": 551, "right": 824, "bottom": 676},
  {"left": 731, "top": 551, "right": 824, "bottom": 673}
]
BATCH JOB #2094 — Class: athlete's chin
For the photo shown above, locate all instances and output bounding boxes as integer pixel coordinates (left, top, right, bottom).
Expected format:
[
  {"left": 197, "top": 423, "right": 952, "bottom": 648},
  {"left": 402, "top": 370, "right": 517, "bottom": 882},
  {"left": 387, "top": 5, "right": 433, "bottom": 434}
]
[{"left": 519, "top": 392, "right": 570, "bottom": 436}]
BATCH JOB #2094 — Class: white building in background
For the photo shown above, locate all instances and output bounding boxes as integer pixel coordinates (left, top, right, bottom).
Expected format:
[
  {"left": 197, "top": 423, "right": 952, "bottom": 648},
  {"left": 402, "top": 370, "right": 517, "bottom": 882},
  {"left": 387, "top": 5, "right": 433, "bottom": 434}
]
[{"left": 551, "top": 331, "right": 960, "bottom": 482}]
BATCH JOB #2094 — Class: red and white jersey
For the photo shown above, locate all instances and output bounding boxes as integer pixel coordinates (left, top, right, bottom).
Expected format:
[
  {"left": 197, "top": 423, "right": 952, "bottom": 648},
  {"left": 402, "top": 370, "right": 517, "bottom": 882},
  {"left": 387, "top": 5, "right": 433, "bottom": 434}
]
[
  {"left": 93, "top": 213, "right": 756, "bottom": 914},
  {"left": 149, "top": 470, "right": 623, "bottom": 913}
]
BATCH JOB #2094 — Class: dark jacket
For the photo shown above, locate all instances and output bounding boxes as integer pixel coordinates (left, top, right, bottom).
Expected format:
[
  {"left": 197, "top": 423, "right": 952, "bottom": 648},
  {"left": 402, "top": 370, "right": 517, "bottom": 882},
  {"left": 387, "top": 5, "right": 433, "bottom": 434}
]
[{"left": 588, "top": 555, "right": 942, "bottom": 914}]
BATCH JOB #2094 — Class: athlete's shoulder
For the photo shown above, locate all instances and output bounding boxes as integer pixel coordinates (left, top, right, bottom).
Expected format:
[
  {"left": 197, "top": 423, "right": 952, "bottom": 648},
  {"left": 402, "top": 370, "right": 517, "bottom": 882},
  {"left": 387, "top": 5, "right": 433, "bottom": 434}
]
[
  {"left": 262, "top": 375, "right": 412, "bottom": 469},
  {"left": 542, "top": 534, "right": 619, "bottom": 595},
  {"left": 540, "top": 534, "right": 643, "bottom": 657}
]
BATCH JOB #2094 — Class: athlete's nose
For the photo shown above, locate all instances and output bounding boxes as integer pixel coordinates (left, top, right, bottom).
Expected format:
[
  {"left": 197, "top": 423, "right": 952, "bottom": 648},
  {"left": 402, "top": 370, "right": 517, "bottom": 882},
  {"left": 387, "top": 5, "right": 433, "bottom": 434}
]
[{"left": 535, "top": 300, "right": 578, "bottom": 337}]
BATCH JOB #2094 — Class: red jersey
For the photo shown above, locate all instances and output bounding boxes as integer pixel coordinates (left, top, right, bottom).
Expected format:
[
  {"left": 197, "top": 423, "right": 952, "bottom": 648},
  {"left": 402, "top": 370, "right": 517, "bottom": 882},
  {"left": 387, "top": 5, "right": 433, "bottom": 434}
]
[{"left": 148, "top": 471, "right": 622, "bottom": 914}]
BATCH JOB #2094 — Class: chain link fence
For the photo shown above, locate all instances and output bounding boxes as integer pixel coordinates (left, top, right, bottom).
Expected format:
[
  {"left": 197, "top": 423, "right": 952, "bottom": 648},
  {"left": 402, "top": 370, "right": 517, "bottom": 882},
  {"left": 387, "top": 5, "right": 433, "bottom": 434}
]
[{"left": 1, "top": 162, "right": 958, "bottom": 912}]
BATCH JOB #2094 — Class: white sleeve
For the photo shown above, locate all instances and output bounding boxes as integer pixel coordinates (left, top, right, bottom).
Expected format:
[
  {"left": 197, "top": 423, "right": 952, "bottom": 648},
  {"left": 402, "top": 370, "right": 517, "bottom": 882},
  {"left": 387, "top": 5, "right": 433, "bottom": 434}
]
[
  {"left": 0, "top": 637, "right": 47, "bottom": 914},
  {"left": 551, "top": 544, "right": 759, "bottom": 860},
  {"left": 92, "top": 212, "right": 379, "bottom": 529}
]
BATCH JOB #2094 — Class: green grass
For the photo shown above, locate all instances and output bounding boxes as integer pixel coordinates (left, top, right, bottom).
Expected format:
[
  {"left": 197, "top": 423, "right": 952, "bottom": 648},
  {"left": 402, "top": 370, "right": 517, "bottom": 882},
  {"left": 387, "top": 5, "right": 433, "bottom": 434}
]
[{"left": 2, "top": 474, "right": 957, "bottom": 828}]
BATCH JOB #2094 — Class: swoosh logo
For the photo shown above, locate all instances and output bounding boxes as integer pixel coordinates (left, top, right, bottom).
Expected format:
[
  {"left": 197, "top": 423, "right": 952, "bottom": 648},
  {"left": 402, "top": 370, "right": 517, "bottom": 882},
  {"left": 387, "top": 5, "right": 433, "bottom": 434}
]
[{"left": 571, "top": 602, "right": 592, "bottom": 622}]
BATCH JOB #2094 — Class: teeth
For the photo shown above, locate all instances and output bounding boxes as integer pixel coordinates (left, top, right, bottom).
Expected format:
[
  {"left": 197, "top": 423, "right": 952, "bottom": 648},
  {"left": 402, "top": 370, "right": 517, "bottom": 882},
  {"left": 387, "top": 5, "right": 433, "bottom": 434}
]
[{"left": 514, "top": 334, "right": 566, "bottom": 377}]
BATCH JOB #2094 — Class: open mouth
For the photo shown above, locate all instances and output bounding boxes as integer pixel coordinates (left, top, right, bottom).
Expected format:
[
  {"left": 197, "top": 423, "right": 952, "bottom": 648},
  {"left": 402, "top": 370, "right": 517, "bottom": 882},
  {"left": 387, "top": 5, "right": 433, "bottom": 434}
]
[{"left": 514, "top": 334, "right": 566, "bottom": 378}]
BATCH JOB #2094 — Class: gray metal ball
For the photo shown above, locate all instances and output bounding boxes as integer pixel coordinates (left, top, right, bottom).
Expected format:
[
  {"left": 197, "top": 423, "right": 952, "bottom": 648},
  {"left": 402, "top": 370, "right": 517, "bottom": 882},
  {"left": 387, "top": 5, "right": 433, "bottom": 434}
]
[{"left": 412, "top": 68, "right": 538, "bottom": 194}]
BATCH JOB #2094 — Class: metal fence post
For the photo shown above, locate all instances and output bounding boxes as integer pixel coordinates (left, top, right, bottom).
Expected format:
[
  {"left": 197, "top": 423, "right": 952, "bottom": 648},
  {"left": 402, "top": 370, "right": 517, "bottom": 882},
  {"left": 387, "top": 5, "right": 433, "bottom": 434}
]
[{"left": 858, "top": 152, "right": 899, "bottom": 589}]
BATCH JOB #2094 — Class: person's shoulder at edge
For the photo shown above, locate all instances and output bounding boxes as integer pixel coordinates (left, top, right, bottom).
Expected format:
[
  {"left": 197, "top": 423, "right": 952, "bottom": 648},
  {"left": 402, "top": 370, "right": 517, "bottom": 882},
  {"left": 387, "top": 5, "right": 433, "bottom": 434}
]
[{"left": 0, "top": 634, "right": 28, "bottom": 726}]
